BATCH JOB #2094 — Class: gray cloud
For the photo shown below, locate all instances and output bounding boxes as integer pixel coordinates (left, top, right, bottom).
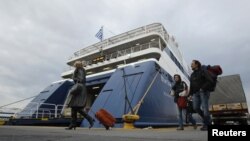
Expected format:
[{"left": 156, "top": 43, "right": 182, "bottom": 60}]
[{"left": 0, "top": 0, "right": 249, "bottom": 108}]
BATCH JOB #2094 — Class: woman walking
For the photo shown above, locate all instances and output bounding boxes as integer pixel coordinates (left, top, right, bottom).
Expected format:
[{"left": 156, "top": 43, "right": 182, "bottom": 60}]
[
  {"left": 65, "top": 61, "right": 94, "bottom": 130},
  {"left": 170, "top": 74, "right": 197, "bottom": 130}
]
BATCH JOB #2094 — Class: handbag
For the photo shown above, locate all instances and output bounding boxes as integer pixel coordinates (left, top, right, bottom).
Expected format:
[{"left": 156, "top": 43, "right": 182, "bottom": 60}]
[
  {"left": 177, "top": 96, "right": 187, "bottom": 108},
  {"left": 186, "top": 100, "right": 196, "bottom": 113},
  {"left": 69, "top": 83, "right": 83, "bottom": 95}
]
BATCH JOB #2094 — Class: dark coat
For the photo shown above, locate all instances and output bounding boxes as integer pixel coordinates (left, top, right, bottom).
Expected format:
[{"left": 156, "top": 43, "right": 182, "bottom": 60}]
[
  {"left": 172, "top": 81, "right": 187, "bottom": 103},
  {"left": 67, "top": 68, "right": 87, "bottom": 108},
  {"left": 189, "top": 68, "right": 214, "bottom": 95}
]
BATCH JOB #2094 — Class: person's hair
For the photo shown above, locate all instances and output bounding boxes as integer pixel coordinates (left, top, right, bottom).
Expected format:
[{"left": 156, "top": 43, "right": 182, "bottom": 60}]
[
  {"left": 193, "top": 60, "right": 201, "bottom": 68},
  {"left": 74, "top": 61, "right": 83, "bottom": 68},
  {"left": 173, "top": 74, "right": 182, "bottom": 81}
]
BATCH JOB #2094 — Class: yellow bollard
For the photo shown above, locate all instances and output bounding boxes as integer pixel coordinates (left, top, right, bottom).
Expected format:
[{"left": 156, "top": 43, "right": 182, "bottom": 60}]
[
  {"left": 0, "top": 119, "right": 5, "bottom": 125},
  {"left": 122, "top": 114, "right": 140, "bottom": 129}
]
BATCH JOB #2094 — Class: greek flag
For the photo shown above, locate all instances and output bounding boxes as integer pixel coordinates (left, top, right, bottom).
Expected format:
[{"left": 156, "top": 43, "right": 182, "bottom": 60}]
[{"left": 95, "top": 27, "right": 103, "bottom": 41}]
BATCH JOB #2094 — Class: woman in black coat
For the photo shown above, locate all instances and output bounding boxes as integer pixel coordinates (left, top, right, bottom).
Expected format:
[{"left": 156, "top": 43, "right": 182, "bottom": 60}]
[{"left": 65, "top": 61, "right": 94, "bottom": 130}]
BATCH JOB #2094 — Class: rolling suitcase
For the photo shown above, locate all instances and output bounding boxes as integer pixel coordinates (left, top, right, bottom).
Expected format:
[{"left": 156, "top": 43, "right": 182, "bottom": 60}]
[{"left": 95, "top": 108, "right": 116, "bottom": 130}]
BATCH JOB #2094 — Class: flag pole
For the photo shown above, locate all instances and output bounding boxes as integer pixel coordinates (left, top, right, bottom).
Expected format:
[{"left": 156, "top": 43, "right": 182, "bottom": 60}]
[
  {"left": 100, "top": 26, "right": 103, "bottom": 55},
  {"left": 101, "top": 26, "right": 103, "bottom": 41}
]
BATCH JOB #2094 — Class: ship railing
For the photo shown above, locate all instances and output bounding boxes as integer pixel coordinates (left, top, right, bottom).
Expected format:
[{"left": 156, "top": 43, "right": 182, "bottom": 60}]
[
  {"left": 55, "top": 104, "right": 68, "bottom": 118},
  {"left": 36, "top": 108, "right": 52, "bottom": 119},
  {"left": 69, "top": 23, "right": 168, "bottom": 60},
  {"left": 99, "top": 41, "right": 158, "bottom": 63},
  {"left": 63, "top": 41, "right": 161, "bottom": 72},
  {"left": 14, "top": 108, "right": 50, "bottom": 119},
  {"left": 14, "top": 102, "right": 68, "bottom": 119}
]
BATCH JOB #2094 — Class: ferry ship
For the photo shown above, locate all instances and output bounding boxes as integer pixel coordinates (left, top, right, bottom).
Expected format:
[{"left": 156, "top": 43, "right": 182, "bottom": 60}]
[{"left": 14, "top": 23, "right": 192, "bottom": 128}]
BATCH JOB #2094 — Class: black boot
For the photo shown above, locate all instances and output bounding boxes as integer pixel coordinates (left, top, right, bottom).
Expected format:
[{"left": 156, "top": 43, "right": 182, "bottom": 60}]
[
  {"left": 79, "top": 110, "right": 95, "bottom": 129},
  {"left": 84, "top": 114, "right": 95, "bottom": 129},
  {"left": 66, "top": 112, "right": 77, "bottom": 130},
  {"left": 65, "top": 124, "right": 76, "bottom": 130},
  {"left": 88, "top": 118, "right": 95, "bottom": 129}
]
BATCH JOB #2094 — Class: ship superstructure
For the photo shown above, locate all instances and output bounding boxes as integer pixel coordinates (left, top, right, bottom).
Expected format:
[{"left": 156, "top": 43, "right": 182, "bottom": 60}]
[{"left": 61, "top": 23, "right": 190, "bottom": 83}]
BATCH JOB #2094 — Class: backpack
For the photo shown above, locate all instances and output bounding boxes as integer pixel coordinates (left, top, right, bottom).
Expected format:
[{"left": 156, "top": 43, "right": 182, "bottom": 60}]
[{"left": 201, "top": 65, "right": 223, "bottom": 92}]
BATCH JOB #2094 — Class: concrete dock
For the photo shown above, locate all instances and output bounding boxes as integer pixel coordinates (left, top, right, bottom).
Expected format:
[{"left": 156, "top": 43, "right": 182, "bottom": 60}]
[{"left": 0, "top": 125, "right": 207, "bottom": 141}]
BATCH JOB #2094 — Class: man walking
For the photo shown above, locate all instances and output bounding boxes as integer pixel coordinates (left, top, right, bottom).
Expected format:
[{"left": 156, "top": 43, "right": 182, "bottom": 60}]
[{"left": 189, "top": 60, "right": 214, "bottom": 131}]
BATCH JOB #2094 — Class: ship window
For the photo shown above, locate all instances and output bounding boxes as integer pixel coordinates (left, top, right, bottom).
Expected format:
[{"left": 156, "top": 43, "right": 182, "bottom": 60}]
[
  {"left": 112, "top": 52, "right": 117, "bottom": 58},
  {"left": 134, "top": 46, "right": 140, "bottom": 52},
  {"left": 40, "top": 90, "right": 49, "bottom": 93},
  {"left": 105, "top": 54, "right": 111, "bottom": 60},
  {"left": 102, "top": 89, "right": 113, "bottom": 92},
  {"left": 87, "top": 71, "right": 93, "bottom": 75},
  {"left": 125, "top": 48, "right": 131, "bottom": 54},
  {"left": 103, "top": 67, "right": 111, "bottom": 71},
  {"left": 141, "top": 44, "right": 149, "bottom": 50}
]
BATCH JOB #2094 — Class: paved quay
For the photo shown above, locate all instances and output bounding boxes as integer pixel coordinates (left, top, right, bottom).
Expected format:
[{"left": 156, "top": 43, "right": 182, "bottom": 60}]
[{"left": 0, "top": 125, "right": 207, "bottom": 141}]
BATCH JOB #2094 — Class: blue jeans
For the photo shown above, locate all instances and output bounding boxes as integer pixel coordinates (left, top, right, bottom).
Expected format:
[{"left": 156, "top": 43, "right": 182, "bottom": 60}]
[
  {"left": 177, "top": 107, "right": 196, "bottom": 128},
  {"left": 192, "top": 91, "right": 211, "bottom": 126}
]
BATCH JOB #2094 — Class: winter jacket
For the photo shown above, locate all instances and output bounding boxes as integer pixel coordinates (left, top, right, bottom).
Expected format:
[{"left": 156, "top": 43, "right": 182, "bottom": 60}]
[
  {"left": 171, "top": 81, "right": 188, "bottom": 102},
  {"left": 189, "top": 68, "right": 214, "bottom": 95}
]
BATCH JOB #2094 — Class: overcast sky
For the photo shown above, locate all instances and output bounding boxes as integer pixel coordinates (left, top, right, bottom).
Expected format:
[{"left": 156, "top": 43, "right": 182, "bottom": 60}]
[{"left": 0, "top": 0, "right": 249, "bottom": 109}]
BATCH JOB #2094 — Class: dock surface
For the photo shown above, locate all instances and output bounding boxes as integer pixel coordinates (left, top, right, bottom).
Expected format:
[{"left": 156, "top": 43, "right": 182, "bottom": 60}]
[{"left": 0, "top": 126, "right": 207, "bottom": 141}]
